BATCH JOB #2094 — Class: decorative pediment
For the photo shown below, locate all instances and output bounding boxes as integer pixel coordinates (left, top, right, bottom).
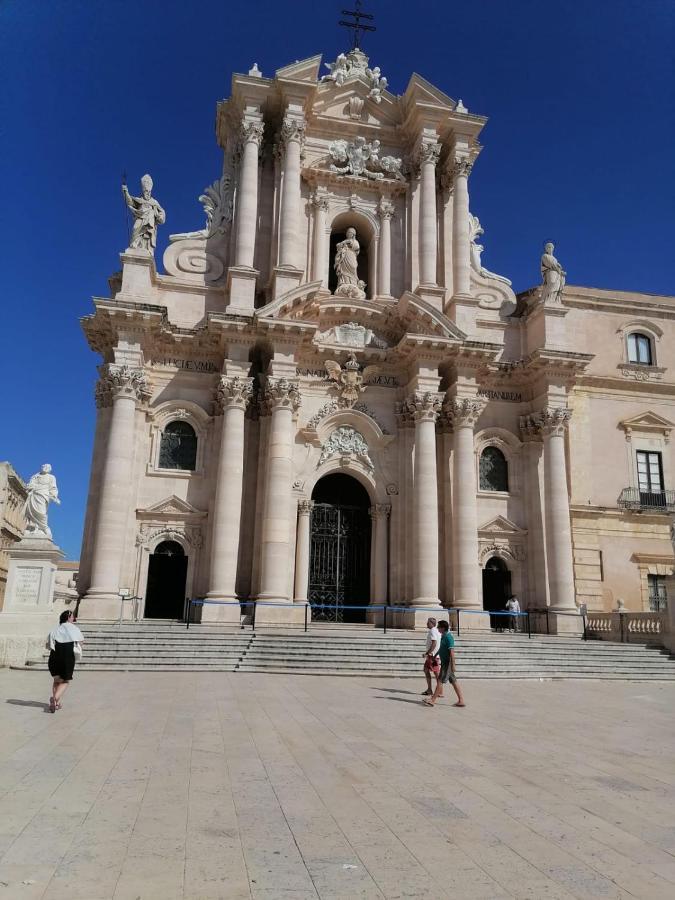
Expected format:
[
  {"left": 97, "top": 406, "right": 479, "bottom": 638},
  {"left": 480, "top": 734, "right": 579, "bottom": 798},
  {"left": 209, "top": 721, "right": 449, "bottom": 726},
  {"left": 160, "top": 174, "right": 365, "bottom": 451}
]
[
  {"left": 137, "top": 495, "right": 206, "bottom": 520},
  {"left": 402, "top": 72, "right": 457, "bottom": 111},
  {"left": 311, "top": 83, "right": 401, "bottom": 129},
  {"left": 478, "top": 515, "right": 527, "bottom": 537},
  {"left": 619, "top": 412, "right": 674, "bottom": 441},
  {"left": 275, "top": 55, "right": 322, "bottom": 83}
]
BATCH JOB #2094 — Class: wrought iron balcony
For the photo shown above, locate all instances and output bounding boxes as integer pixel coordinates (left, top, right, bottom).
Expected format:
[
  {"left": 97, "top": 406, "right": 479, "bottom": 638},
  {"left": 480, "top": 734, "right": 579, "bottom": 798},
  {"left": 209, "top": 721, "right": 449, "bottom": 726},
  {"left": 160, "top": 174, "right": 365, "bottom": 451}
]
[{"left": 617, "top": 487, "right": 675, "bottom": 513}]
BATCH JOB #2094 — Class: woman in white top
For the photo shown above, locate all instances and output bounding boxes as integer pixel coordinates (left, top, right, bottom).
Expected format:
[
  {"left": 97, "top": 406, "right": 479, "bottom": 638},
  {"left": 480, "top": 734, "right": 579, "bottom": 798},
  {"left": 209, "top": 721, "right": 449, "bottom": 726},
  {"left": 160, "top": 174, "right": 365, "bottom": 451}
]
[{"left": 46, "top": 610, "right": 83, "bottom": 713}]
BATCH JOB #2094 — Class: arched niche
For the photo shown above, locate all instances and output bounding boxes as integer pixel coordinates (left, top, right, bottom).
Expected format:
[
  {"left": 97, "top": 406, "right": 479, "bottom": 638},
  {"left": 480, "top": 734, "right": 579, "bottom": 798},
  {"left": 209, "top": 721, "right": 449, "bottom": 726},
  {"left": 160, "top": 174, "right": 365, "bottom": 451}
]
[{"left": 328, "top": 211, "right": 377, "bottom": 299}]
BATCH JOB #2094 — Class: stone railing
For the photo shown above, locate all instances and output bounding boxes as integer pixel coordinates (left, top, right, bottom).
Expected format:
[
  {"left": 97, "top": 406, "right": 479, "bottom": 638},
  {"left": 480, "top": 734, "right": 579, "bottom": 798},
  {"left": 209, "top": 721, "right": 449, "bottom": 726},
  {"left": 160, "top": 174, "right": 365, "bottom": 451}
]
[{"left": 585, "top": 610, "right": 668, "bottom": 645}]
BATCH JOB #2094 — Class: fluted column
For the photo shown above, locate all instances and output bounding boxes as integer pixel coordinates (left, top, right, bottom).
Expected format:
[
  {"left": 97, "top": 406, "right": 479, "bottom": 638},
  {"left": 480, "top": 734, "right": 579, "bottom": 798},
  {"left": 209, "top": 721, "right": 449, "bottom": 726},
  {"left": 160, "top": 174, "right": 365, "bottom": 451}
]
[
  {"left": 528, "top": 408, "right": 576, "bottom": 611},
  {"left": 378, "top": 198, "right": 394, "bottom": 297},
  {"left": 235, "top": 119, "right": 264, "bottom": 268},
  {"left": 451, "top": 157, "right": 473, "bottom": 296},
  {"left": 405, "top": 392, "right": 442, "bottom": 606},
  {"left": 448, "top": 398, "right": 484, "bottom": 608},
  {"left": 278, "top": 117, "right": 305, "bottom": 269},
  {"left": 417, "top": 141, "right": 441, "bottom": 286},
  {"left": 84, "top": 365, "right": 150, "bottom": 604},
  {"left": 293, "top": 500, "right": 313, "bottom": 603},
  {"left": 311, "top": 191, "right": 330, "bottom": 287},
  {"left": 258, "top": 378, "right": 300, "bottom": 602},
  {"left": 206, "top": 376, "right": 253, "bottom": 604},
  {"left": 369, "top": 503, "right": 391, "bottom": 604}
]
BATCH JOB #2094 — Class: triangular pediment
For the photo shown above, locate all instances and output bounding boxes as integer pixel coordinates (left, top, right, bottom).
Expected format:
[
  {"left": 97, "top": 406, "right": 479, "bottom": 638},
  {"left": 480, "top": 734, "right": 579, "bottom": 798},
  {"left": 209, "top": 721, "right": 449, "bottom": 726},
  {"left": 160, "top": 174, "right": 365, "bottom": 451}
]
[
  {"left": 620, "top": 411, "right": 675, "bottom": 435},
  {"left": 403, "top": 73, "right": 456, "bottom": 111},
  {"left": 311, "top": 81, "right": 401, "bottom": 128},
  {"left": 137, "top": 495, "right": 205, "bottom": 519},
  {"left": 478, "top": 515, "right": 527, "bottom": 536},
  {"left": 275, "top": 55, "right": 322, "bottom": 83}
]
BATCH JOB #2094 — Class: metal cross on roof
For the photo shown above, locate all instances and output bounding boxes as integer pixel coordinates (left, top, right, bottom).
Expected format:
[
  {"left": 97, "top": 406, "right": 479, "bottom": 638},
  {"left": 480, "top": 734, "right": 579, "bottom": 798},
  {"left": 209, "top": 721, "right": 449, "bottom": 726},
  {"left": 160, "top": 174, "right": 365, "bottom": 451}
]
[{"left": 339, "top": 1, "right": 376, "bottom": 50}]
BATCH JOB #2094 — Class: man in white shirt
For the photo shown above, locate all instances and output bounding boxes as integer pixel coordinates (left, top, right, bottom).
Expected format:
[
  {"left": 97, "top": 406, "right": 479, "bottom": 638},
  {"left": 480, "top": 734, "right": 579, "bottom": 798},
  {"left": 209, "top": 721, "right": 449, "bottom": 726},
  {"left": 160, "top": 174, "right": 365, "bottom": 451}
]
[
  {"left": 505, "top": 595, "right": 521, "bottom": 632},
  {"left": 422, "top": 617, "right": 441, "bottom": 696}
]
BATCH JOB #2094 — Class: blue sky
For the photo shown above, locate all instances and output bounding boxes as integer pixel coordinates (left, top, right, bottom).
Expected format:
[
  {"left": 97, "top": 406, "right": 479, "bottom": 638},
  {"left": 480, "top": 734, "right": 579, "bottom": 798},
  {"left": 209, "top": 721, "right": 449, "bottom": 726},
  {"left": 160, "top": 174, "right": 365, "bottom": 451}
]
[{"left": 1, "top": 0, "right": 673, "bottom": 559}]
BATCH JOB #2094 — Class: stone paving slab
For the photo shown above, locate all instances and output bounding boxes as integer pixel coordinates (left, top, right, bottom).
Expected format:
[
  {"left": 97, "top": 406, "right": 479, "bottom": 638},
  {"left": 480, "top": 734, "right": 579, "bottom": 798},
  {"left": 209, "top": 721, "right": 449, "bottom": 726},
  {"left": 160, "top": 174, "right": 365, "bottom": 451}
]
[{"left": 0, "top": 670, "right": 674, "bottom": 899}]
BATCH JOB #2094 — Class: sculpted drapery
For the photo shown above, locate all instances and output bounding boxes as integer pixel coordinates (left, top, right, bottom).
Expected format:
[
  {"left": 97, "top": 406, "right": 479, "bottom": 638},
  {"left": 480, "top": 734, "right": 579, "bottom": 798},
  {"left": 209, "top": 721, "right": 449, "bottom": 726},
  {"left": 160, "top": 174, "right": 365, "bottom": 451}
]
[{"left": 23, "top": 464, "right": 60, "bottom": 540}]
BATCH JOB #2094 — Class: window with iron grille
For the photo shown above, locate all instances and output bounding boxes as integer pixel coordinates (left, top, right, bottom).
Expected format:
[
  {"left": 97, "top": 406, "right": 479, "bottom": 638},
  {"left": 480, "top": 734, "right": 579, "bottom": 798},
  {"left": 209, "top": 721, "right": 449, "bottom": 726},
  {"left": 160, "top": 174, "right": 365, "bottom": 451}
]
[
  {"left": 648, "top": 574, "right": 667, "bottom": 612},
  {"left": 627, "top": 333, "right": 653, "bottom": 365},
  {"left": 479, "top": 446, "right": 509, "bottom": 492},
  {"left": 159, "top": 421, "right": 197, "bottom": 471}
]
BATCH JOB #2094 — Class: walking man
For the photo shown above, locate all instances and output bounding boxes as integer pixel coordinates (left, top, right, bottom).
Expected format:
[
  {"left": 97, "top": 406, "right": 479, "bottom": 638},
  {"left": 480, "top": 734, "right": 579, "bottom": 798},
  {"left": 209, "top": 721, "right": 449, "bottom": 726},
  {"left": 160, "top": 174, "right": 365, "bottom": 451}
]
[
  {"left": 425, "top": 620, "right": 465, "bottom": 707},
  {"left": 422, "top": 617, "right": 441, "bottom": 696},
  {"left": 505, "top": 595, "right": 521, "bottom": 632}
]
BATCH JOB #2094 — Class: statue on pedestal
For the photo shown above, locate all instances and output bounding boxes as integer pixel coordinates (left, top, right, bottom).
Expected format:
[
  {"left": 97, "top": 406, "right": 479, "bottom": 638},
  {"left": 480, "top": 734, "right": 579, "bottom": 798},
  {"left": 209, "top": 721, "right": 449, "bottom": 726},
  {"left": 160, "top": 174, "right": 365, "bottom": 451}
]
[
  {"left": 23, "top": 464, "right": 60, "bottom": 540},
  {"left": 122, "top": 174, "right": 166, "bottom": 252},
  {"left": 334, "top": 227, "right": 366, "bottom": 299},
  {"left": 540, "top": 241, "right": 566, "bottom": 304}
]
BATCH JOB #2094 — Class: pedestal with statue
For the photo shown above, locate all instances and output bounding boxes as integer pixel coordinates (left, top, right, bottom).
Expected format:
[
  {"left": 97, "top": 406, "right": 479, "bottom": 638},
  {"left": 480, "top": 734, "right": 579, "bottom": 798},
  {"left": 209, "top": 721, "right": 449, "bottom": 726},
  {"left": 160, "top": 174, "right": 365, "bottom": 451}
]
[{"left": 0, "top": 464, "right": 67, "bottom": 666}]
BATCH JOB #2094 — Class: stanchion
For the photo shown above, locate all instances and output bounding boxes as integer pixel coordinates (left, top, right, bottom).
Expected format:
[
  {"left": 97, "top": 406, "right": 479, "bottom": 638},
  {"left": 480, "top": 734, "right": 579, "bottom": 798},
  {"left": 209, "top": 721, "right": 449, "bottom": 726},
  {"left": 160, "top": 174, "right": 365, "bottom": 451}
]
[
  {"left": 304, "top": 603, "right": 308, "bottom": 633},
  {"left": 456, "top": 609, "right": 460, "bottom": 636},
  {"left": 527, "top": 611, "right": 531, "bottom": 639},
  {"left": 251, "top": 600, "right": 257, "bottom": 631},
  {"left": 383, "top": 605, "right": 387, "bottom": 634}
]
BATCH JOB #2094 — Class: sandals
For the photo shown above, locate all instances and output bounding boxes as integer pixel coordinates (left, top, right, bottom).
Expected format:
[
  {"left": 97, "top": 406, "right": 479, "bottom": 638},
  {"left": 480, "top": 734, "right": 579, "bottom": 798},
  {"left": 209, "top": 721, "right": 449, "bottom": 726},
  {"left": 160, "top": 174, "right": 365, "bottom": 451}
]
[
  {"left": 421, "top": 689, "right": 432, "bottom": 696},
  {"left": 49, "top": 697, "right": 56, "bottom": 713}
]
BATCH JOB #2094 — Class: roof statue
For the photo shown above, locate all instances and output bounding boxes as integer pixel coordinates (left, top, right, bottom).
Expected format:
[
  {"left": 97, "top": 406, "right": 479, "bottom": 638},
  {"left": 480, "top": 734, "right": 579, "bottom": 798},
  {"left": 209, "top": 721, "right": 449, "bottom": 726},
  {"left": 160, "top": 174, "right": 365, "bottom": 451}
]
[
  {"left": 22, "top": 464, "right": 60, "bottom": 541},
  {"left": 540, "top": 241, "right": 566, "bottom": 304},
  {"left": 122, "top": 174, "right": 165, "bottom": 253}
]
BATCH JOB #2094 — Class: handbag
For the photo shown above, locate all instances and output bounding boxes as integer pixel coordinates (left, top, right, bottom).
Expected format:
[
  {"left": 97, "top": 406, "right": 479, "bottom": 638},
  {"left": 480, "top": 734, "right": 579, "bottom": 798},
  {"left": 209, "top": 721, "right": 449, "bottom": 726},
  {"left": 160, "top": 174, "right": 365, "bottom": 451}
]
[{"left": 73, "top": 641, "right": 83, "bottom": 658}]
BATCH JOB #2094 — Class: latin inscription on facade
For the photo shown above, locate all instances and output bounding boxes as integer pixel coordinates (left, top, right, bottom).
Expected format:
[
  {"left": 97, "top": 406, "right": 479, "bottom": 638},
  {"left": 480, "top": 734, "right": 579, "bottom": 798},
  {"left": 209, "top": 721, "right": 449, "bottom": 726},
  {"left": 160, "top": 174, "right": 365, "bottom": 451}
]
[
  {"left": 298, "top": 368, "right": 398, "bottom": 386},
  {"left": 478, "top": 389, "right": 522, "bottom": 402},
  {"left": 157, "top": 358, "right": 218, "bottom": 373},
  {"left": 13, "top": 567, "right": 42, "bottom": 605}
]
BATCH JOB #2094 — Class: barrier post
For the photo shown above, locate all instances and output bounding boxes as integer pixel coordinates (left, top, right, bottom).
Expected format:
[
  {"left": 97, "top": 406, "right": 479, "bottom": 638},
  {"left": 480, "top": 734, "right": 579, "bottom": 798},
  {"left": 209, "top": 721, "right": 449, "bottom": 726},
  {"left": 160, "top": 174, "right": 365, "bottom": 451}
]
[
  {"left": 582, "top": 612, "right": 587, "bottom": 641},
  {"left": 186, "top": 600, "right": 191, "bottom": 630},
  {"left": 304, "top": 603, "right": 308, "bottom": 633},
  {"left": 527, "top": 612, "right": 531, "bottom": 639},
  {"left": 251, "top": 600, "right": 257, "bottom": 632},
  {"left": 456, "top": 609, "right": 460, "bottom": 636},
  {"left": 619, "top": 612, "right": 625, "bottom": 643},
  {"left": 546, "top": 608, "right": 550, "bottom": 635},
  {"left": 383, "top": 605, "right": 387, "bottom": 634},
  {"left": 240, "top": 601, "right": 246, "bottom": 631}
]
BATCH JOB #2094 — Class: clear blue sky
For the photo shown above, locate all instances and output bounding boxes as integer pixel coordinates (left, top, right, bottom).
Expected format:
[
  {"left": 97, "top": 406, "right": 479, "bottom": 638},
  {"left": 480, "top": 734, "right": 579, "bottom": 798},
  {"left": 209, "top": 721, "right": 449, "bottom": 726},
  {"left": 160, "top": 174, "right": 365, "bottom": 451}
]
[{"left": 1, "top": 0, "right": 673, "bottom": 559}]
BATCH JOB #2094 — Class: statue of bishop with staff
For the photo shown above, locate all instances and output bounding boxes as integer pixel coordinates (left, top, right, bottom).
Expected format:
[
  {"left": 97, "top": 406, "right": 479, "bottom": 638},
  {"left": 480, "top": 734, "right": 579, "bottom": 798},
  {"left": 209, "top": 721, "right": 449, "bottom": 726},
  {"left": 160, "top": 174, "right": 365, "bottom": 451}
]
[{"left": 122, "top": 173, "right": 166, "bottom": 252}]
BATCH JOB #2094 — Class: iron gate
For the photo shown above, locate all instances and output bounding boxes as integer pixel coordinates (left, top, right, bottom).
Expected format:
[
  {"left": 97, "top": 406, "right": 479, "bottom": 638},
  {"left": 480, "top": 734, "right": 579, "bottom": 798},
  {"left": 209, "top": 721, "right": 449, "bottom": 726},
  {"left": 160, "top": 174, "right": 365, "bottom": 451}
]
[{"left": 308, "top": 503, "right": 370, "bottom": 622}]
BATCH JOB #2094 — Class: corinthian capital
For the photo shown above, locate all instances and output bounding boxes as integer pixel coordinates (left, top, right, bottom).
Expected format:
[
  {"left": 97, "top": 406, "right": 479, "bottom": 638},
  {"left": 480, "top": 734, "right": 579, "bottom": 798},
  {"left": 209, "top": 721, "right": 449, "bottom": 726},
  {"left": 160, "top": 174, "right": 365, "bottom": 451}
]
[
  {"left": 279, "top": 116, "right": 306, "bottom": 148},
  {"left": 404, "top": 391, "right": 443, "bottom": 423},
  {"left": 369, "top": 503, "right": 391, "bottom": 520},
  {"left": 416, "top": 141, "right": 442, "bottom": 168},
  {"left": 214, "top": 375, "right": 253, "bottom": 413},
  {"left": 523, "top": 407, "right": 571, "bottom": 438},
  {"left": 264, "top": 377, "right": 301, "bottom": 413},
  {"left": 310, "top": 189, "right": 330, "bottom": 212},
  {"left": 298, "top": 499, "right": 314, "bottom": 516},
  {"left": 96, "top": 364, "right": 151, "bottom": 407},
  {"left": 445, "top": 397, "right": 485, "bottom": 428},
  {"left": 451, "top": 157, "right": 474, "bottom": 179},
  {"left": 378, "top": 198, "right": 395, "bottom": 220},
  {"left": 241, "top": 118, "right": 264, "bottom": 146}
]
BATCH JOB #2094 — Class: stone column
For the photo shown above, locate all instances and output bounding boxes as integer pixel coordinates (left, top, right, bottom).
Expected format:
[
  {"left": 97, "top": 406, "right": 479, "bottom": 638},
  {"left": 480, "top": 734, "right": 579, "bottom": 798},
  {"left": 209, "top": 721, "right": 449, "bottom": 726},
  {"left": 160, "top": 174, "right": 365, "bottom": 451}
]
[
  {"left": 293, "top": 500, "right": 313, "bottom": 602},
  {"left": 406, "top": 392, "right": 442, "bottom": 606},
  {"left": 369, "top": 503, "right": 391, "bottom": 604},
  {"left": 448, "top": 398, "right": 484, "bottom": 608},
  {"left": 235, "top": 119, "right": 264, "bottom": 268},
  {"left": 536, "top": 408, "right": 576, "bottom": 611},
  {"left": 311, "top": 191, "right": 330, "bottom": 287},
  {"left": 451, "top": 157, "right": 473, "bottom": 297},
  {"left": 205, "top": 376, "right": 253, "bottom": 615},
  {"left": 378, "top": 198, "right": 394, "bottom": 297},
  {"left": 83, "top": 365, "right": 150, "bottom": 609},
  {"left": 278, "top": 117, "right": 305, "bottom": 270},
  {"left": 418, "top": 141, "right": 441, "bottom": 286},
  {"left": 258, "top": 378, "right": 300, "bottom": 603}
]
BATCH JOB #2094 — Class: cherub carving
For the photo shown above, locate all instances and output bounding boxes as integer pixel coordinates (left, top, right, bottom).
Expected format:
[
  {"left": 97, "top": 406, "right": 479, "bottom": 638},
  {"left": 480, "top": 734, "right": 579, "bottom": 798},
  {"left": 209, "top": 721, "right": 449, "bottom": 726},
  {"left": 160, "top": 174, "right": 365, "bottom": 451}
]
[{"left": 325, "top": 352, "right": 380, "bottom": 407}]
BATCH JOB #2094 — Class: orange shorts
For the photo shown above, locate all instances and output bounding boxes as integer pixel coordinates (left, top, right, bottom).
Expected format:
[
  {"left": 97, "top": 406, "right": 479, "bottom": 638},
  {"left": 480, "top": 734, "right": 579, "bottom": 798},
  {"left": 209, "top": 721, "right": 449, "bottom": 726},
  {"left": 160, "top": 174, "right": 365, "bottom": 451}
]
[{"left": 424, "top": 655, "right": 441, "bottom": 674}]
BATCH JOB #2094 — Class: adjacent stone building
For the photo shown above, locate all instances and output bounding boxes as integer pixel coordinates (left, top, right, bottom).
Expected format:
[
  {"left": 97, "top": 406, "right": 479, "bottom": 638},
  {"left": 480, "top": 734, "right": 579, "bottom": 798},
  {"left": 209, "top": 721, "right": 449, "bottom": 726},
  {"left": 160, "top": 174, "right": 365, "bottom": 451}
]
[
  {"left": 76, "top": 48, "right": 674, "bottom": 629},
  {"left": 0, "top": 463, "right": 27, "bottom": 610}
]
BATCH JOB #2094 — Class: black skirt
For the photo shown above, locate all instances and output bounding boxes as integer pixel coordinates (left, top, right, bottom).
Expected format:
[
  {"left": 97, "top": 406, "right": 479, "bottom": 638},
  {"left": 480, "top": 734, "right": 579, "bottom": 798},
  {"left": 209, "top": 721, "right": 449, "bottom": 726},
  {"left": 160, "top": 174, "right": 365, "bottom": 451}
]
[{"left": 48, "top": 641, "right": 76, "bottom": 681}]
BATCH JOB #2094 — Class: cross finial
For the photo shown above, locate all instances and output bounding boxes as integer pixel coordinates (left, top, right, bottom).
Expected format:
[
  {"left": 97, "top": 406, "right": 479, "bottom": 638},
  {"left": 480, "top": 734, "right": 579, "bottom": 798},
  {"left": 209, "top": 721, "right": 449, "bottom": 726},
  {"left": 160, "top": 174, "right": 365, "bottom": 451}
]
[{"left": 339, "top": 1, "right": 376, "bottom": 50}]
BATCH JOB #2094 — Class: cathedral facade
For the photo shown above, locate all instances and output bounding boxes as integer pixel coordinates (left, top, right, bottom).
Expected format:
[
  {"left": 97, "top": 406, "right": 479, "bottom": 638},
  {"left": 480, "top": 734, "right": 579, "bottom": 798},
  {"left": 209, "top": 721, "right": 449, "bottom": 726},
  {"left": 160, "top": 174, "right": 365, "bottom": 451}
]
[{"left": 77, "top": 48, "right": 675, "bottom": 629}]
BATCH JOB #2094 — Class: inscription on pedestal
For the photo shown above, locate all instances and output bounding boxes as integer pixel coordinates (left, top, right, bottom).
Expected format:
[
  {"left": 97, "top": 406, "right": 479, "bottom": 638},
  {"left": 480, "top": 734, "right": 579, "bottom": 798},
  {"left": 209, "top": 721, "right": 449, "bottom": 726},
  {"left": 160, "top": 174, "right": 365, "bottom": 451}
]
[{"left": 14, "top": 567, "right": 43, "bottom": 605}]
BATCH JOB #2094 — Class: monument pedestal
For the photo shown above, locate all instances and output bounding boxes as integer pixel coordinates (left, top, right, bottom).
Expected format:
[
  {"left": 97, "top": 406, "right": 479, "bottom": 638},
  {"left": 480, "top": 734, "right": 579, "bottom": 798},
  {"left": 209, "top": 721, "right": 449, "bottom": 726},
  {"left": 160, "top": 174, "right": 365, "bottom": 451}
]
[{"left": 0, "top": 536, "right": 65, "bottom": 666}]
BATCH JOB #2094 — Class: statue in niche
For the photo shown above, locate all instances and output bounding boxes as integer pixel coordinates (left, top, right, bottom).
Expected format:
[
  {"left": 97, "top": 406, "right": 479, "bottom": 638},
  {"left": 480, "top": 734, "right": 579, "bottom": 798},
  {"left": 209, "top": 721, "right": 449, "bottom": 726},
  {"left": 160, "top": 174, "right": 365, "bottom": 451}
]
[
  {"left": 122, "top": 174, "right": 166, "bottom": 253},
  {"left": 23, "top": 464, "right": 60, "bottom": 540},
  {"left": 540, "top": 241, "right": 566, "bottom": 304},
  {"left": 334, "top": 227, "right": 366, "bottom": 299}
]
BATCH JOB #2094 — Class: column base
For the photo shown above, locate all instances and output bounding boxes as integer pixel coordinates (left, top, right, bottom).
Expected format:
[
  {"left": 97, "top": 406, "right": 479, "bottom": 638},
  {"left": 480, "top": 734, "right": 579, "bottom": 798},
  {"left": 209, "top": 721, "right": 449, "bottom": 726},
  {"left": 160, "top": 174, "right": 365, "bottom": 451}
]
[
  {"left": 201, "top": 597, "right": 242, "bottom": 625},
  {"left": 414, "top": 283, "right": 446, "bottom": 311},
  {"left": 77, "top": 591, "right": 122, "bottom": 621},
  {"left": 254, "top": 602, "right": 307, "bottom": 628},
  {"left": 392, "top": 607, "right": 441, "bottom": 630},
  {"left": 226, "top": 265, "right": 258, "bottom": 314},
  {"left": 271, "top": 265, "right": 304, "bottom": 299},
  {"left": 455, "top": 610, "right": 493, "bottom": 632},
  {"left": 547, "top": 611, "right": 584, "bottom": 635}
]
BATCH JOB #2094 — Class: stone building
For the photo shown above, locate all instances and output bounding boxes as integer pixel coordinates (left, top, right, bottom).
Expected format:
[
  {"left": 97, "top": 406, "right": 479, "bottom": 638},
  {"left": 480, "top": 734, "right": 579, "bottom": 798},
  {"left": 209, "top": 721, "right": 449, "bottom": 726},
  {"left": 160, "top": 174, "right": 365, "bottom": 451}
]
[
  {"left": 0, "top": 462, "right": 27, "bottom": 610},
  {"left": 76, "top": 48, "right": 674, "bottom": 629}
]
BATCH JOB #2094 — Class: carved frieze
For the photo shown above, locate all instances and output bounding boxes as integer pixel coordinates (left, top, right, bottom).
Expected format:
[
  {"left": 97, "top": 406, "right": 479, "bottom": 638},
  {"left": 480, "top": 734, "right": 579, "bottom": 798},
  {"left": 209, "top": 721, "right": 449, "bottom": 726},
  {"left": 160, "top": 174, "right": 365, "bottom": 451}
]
[{"left": 318, "top": 426, "right": 374, "bottom": 470}]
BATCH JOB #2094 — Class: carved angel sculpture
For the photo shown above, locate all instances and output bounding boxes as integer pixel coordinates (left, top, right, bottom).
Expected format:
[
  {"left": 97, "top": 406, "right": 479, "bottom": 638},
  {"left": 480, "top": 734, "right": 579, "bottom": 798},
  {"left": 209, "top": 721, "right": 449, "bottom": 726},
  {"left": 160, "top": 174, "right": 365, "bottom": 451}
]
[{"left": 325, "top": 352, "right": 380, "bottom": 408}]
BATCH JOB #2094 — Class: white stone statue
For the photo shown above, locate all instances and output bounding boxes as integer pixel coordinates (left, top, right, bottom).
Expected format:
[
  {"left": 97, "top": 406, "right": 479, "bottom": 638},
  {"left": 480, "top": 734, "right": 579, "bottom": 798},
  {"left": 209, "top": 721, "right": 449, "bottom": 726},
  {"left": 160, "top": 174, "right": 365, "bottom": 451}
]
[
  {"left": 319, "top": 426, "right": 374, "bottom": 470},
  {"left": 122, "top": 174, "right": 166, "bottom": 252},
  {"left": 22, "top": 464, "right": 60, "bottom": 540},
  {"left": 540, "top": 241, "right": 566, "bottom": 304},
  {"left": 328, "top": 137, "right": 402, "bottom": 181},
  {"left": 365, "top": 65, "right": 388, "bottom": 103},
  {"left": 325, "top": 352, "right": 380, "bottom": 407},
  {"left": 322, "top": 52, "right": 350, "bottom": 85},
  {"left": 334, "top": 227, "right": 366, "bottom": 299},
  {"left": 469, "top": 214, "right": 512, "bottom": 285}
]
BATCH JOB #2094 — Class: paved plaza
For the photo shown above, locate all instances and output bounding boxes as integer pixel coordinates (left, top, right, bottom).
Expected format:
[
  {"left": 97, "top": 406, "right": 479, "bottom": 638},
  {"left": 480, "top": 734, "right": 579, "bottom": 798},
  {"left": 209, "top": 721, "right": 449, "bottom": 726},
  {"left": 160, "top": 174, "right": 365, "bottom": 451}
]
[{"left": 1, "top": 670, "right": 675, "bottom": 899}]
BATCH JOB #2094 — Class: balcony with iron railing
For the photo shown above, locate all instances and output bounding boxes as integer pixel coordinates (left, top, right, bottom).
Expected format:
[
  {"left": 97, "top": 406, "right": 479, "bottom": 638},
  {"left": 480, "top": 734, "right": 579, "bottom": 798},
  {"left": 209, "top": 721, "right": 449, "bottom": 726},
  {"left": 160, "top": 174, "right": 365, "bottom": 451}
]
[{"left": 617, "top": 487, "right": 675, "bottom": 513}]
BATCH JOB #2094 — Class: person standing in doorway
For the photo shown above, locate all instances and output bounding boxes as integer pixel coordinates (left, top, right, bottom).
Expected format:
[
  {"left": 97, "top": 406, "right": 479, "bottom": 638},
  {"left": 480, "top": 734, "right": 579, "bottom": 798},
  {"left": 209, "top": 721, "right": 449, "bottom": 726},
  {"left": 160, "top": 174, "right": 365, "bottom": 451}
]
[
  {"left": 46, "top": 610, "right": 83, "bottom": 713},
  {"left": 505, "top": 595, "right": 521, "bottom": 632},
  {"left": 422, "top": 617, "right": 441, "bottom": 696},
  {"left": 425, "top": 620, "right": 465, "bottom": 707}
]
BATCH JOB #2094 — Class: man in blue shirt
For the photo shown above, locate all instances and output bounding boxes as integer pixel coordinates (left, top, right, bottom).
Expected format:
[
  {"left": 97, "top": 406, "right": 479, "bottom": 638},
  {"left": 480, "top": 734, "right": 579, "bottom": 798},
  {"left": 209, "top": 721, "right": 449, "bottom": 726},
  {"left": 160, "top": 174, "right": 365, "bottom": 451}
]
[{"left": 423, "top": 620, "right": 466, "bottom": 707}]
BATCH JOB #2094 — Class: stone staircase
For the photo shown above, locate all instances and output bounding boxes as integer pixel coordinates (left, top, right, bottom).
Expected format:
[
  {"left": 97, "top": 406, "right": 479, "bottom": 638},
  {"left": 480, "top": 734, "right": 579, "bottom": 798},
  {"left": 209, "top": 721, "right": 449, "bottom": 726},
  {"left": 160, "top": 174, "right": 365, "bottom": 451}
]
[{"left": 20, "top": 621, "right": 675, "bottom": 680}]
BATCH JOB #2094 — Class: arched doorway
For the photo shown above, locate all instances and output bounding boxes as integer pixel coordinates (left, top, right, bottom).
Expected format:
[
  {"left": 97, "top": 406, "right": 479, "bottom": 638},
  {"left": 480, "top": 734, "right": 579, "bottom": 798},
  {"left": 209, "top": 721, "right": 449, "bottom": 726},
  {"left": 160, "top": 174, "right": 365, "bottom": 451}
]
[
  {"left": 482, "top": 556, "right": 512, "bottom": 630},
  {"left": 309, "top": 473, "right": 371, "bottom": 622},
  {"left": 144, "top": 540, "right": 188, "bottom": 619}
]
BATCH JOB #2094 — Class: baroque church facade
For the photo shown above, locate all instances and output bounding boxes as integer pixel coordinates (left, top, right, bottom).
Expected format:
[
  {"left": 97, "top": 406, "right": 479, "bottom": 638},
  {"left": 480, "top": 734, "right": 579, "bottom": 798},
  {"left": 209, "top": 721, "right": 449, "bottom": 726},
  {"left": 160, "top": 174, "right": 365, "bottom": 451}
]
[{"left": 77, "top": 47, "right": 675, "bottom": 629}]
